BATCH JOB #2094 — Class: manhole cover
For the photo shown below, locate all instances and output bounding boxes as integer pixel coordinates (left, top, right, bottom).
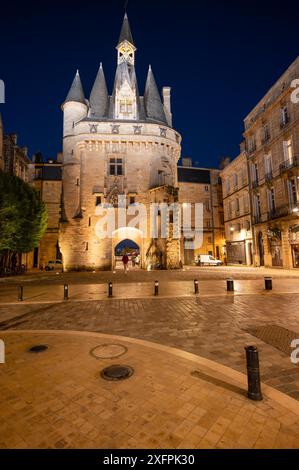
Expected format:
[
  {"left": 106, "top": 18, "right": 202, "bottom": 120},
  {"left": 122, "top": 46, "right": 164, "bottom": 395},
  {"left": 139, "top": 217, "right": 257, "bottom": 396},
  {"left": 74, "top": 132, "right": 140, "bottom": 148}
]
[
  {"left": 100, "top": 365, "right": 134, "bottom": 381},
  {"left": 28, "top": 345, "right": 48, "bottom": 353},
  {"left": 90, "top": 344, "right": 127, "bottom": 359}
]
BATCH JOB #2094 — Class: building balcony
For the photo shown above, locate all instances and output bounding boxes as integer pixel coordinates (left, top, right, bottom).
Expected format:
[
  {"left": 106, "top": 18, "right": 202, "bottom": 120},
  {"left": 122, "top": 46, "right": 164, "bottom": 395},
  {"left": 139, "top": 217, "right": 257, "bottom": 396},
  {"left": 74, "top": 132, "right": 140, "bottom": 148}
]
[
  {"left": 253, "top": 214, "right": 261, "bottom": 224},
  {"left": 279, "top": 156, "right": 299, "bottom": 174},
  {"left": 267, "top": 202, "right": 299, "bottom": 220},
  {"left": 261, "top": 134, "right": 270, "bottom": 145},
  {"left": 264, "top": 171, "right": 273, "bottom": 182},
  {"left": 248, "top": 145, "right": 256, "bottom": 155}
]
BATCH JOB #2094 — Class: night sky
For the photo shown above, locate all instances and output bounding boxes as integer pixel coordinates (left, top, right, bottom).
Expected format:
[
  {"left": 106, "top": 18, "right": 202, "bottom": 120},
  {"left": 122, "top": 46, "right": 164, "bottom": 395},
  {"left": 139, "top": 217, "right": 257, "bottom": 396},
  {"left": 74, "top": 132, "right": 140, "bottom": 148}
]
[{"left": 1, "top": 0, "right": 299, "bottom": 168}]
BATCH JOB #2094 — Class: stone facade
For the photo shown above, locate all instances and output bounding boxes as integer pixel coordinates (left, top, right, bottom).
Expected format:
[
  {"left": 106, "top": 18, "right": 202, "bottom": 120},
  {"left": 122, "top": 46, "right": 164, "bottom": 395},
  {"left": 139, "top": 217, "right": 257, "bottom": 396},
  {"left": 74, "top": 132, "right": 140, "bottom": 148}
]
[
  {"left": 31, "top": 158, "right": 62, "bottom": 268},
  {"left": 178, "top": 162, "right": 225, "bottom": 264},
  {"left": 59, "top": 14, "right": 182, "bottom": 271},
  {"left": 221, "top": 151, "right": 254, "bottom": 265},
  {"left": 244, "top": 56, "right": 299, "bottom": 269},
  {"left": 3, "top": 133, "right": 31, "bottom": 182}
]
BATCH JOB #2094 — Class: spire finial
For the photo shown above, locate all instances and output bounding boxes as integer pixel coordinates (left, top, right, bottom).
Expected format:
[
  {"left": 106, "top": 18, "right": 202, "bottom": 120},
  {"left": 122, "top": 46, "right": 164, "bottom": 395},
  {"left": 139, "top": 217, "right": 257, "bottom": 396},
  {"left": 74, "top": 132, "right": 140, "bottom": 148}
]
[{"left": 117, "top": 8, "right": 135, "bottom": 47}]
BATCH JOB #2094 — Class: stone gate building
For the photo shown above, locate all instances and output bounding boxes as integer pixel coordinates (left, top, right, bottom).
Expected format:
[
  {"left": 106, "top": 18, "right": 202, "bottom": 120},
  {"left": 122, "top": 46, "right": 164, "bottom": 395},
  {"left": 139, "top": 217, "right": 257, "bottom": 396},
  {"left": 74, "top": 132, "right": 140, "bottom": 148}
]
[{"left": 59, "top": 14, "right": 182, "bottom": 270}]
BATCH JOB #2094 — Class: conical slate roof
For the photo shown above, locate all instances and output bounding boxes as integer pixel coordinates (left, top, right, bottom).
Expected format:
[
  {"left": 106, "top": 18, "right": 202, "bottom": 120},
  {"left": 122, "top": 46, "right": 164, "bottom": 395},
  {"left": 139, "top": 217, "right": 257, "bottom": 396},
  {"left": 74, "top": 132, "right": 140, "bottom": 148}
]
[
  {"left": 89, "top": 63, "right": 109, "bottom": 117},
  {"left": 117, "top": 13, "right": 135, "bottom": 46},
  {"left": 64, "top": 70, "right": 85, "bottom": 104},
  {"left": 144, "top": 65, "right": 167, "bottom": 124}
]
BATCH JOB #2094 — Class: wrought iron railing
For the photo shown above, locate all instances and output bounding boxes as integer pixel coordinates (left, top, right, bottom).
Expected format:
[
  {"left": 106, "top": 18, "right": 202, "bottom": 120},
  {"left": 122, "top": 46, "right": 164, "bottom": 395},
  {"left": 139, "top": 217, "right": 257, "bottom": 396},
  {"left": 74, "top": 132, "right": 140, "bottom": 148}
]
[{"left": 279, "top": 156, "right": 299, "bottom": 173}]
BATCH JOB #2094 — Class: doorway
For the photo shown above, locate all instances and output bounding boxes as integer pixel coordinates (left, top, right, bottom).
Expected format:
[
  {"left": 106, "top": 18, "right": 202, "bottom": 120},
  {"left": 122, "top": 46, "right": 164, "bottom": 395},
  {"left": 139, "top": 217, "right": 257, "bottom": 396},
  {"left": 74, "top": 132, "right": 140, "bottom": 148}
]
[
  {"left": 257, "top": 232, "right": 264, "bottom": 266},
  {"left": 114, "top": 239, "right": 140, "bottom": 270},
  {"left": 112, "top": 227, "right": 143, "bottom": 270}
]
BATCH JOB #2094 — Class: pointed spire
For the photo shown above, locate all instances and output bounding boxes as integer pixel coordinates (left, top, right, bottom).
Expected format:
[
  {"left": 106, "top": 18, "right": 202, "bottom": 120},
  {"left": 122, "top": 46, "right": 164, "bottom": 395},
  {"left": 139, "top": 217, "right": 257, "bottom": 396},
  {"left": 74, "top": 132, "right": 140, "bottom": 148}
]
[
  {"left": 117, "top": 12, "right": 135, "bottom": 47},
  {"left": 64, "top": 70, "right": 86, "bottom": 104},
  {"left": 144, "top": 65, "right": 167, "bottom": 124},
  {"left": 89, "top": 63, "right": 109, "bottom": 118}
]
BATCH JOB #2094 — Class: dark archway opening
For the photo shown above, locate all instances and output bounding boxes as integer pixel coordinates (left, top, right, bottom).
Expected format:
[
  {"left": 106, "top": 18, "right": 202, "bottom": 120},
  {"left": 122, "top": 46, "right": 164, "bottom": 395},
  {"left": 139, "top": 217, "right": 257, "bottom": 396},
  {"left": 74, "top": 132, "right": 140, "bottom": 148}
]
[{"left": 114, "top": 239, "right": 140, "bottom": 270}]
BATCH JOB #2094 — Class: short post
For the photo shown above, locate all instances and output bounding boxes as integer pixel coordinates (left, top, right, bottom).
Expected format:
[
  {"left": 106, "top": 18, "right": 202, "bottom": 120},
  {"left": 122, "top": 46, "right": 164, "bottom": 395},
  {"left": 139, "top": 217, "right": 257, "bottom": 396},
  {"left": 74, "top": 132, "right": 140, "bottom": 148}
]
[
  {"left": 264, "top": 277, "right": 272, "bottom": 290},
  {"left": 108, "top": 281, "right": 113, "bottom": 298},
  {"left": 226, "top": 278, "right": 234, "bottom": 292},
  {"left": 245, "top": 345, "right": 263, "bottom": 401},
  {"left": 18, "top": 285, "right": 23, "bottom": 302},
  {"left": 64, "top": 284, "right": 68, "bottom": 301},
  {"left": 194, "top": 279, "right": 199, "bottom": 294},
  {"left": 154, "top": 280, "right": 159, "bottom": 296}
]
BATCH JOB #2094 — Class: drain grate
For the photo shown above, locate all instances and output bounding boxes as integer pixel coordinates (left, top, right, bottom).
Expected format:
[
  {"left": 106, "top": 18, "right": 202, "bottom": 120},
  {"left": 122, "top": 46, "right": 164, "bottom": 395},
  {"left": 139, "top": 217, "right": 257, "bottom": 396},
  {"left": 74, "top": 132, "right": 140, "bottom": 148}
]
[
  {"left": 28, "top": 345, "right": 48, "bottom": 353},
  {"left": 90, "top": 344, "right": 127, "bottom": 359},
  {"left": 100, "top": 364, "right": 134, "bottom": 381}
]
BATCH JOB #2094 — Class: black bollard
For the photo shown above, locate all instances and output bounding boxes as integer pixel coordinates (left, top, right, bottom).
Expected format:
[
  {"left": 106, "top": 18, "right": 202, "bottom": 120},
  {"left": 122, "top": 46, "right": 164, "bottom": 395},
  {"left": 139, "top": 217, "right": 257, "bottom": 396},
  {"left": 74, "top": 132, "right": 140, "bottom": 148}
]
[
  {"left": 194, "top": 279, "right": 199, "bottom": 294},
  {"left": 18, "top": 285, "right": 23, "bottom": 302},
  {"left": 245, "top": 345, "right": 263, "bottom": 401},
  {"left": 108, "top": 282, "right": 113, "bottom": 298},
  {"left": 226, "top": 278, "right": 234, "bottom": 292},
  {"left": 264, "top": 277, "right": 272, "bottom": 290},
  {"left": 154, "top": 280, "right": 159, "bottom": 296},
  {"left": 64, "top": 284, "right": 68, "bottom": 300}
]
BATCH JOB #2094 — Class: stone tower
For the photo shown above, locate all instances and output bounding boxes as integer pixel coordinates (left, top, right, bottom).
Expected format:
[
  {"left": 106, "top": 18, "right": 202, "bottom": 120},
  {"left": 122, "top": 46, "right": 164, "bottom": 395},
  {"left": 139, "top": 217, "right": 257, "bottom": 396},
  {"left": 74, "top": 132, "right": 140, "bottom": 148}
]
[{"left": 59, "top": 14, "right": 182, "bottom": 270}]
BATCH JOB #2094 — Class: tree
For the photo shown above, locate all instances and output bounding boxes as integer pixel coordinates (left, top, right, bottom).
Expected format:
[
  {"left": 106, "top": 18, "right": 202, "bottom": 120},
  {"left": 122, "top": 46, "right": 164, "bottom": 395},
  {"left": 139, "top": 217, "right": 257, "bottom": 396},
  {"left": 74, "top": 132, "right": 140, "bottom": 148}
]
[{"left": 0, "top": 170, "right": 47, "bottom": 269}]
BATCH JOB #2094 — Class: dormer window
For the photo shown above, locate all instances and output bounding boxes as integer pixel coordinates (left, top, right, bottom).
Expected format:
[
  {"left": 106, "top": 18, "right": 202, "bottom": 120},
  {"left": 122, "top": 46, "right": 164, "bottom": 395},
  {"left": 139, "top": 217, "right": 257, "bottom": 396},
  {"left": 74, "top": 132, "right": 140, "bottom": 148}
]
[{"left": 120, "top": 99, "right": 133, "bottom": 114}]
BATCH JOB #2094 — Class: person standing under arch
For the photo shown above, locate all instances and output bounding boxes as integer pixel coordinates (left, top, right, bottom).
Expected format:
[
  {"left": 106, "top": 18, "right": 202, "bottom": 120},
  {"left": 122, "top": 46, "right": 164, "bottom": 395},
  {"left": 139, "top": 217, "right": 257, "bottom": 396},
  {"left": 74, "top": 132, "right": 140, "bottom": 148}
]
[{"left": 122, "top": 253, "right": 129, "bottom": 273}]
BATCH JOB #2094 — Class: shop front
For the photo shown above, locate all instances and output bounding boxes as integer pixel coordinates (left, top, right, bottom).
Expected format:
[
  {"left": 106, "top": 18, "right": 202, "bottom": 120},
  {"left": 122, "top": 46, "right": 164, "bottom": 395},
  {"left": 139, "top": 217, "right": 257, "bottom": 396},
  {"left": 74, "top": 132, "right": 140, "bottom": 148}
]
[
  {"left": 267, "top": 227, "right": 283, "bottom": 267},
  {"left": 289, "top": 225, "right": 299, "bottom": 268},
  {"left": 226, "top": 240, "right": 246, "bottom": 265}
]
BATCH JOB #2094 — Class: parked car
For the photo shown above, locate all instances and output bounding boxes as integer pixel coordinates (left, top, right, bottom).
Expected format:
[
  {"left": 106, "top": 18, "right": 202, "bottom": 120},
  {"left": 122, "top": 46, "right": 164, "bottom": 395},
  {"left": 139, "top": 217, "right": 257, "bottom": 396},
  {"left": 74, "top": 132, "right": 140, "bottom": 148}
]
[
  {"left": 195, "top": 255, "right": 222, "bottom": 266},
  {"left": 45, "top": 260, "right": 63, "bottom": 271}
]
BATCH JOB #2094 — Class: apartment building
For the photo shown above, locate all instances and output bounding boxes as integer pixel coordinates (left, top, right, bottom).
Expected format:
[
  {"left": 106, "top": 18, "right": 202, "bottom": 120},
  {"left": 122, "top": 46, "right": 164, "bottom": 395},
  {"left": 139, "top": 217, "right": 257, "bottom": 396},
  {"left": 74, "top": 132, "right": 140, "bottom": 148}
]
[
  {"left": 221, "top": 151, "right": 253, "bottom": 265},
  {"left": 31, "top": 155, "right": 62, "bottom": 268},
  {"left": 178, "top": 157, "right": 225, "bottom": 264},
  {"left": 244, "top": 57, "right": 299, "bottom": 268}
]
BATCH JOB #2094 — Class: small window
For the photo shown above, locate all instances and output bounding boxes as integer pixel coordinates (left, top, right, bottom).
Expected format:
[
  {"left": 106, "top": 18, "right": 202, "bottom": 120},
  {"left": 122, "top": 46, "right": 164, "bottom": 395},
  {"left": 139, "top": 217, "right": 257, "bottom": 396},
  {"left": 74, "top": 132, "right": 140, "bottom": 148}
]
[
  {"left": 169, "top": 210, "right": 173, "bottom": 223},
  {"left": 76, "top": 177, "right": 80, "bottom": 186},
  {"left": 120, "top": 99, "right": 133, "bottom": 114},
  {"left": 280, "top": 106, "right": 289, "bottom": 126},
  {"left": 129, "top": 196, "right": 135, "bottom": 205},
  {"left": 205, "top": 185, "right": 209, "bottom": 192},
  {"left": 95, "top": 196, "right": 101, "bottom": 206},
  {"left": 110, "top": 158, "right": 123, "bottom": 176},
  {"left": 88, "top": 217, "right": 91, "bottom": 227},
  {"left": 233, "top": 173, "right": 238, "bottom": 188},
  {"left": 85, "top": 242, "right": 88, "bottom": 251}
]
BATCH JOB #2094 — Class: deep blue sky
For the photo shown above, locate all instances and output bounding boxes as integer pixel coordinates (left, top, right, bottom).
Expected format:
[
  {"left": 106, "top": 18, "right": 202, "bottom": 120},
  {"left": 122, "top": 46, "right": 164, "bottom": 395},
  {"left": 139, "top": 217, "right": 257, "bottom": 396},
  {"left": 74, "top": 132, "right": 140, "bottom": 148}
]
[{"left": 0, "top": 0, "right": 298, "bottom": 168}]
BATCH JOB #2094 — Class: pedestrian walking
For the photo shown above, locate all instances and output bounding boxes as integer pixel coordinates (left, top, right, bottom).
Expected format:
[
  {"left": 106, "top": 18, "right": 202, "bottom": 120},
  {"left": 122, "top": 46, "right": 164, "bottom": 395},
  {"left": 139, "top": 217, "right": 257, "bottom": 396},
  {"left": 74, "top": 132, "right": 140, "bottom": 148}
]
[{"left": 122, "top": 253, "right": 129, "bottom": 273}]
